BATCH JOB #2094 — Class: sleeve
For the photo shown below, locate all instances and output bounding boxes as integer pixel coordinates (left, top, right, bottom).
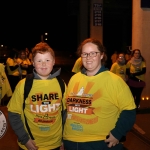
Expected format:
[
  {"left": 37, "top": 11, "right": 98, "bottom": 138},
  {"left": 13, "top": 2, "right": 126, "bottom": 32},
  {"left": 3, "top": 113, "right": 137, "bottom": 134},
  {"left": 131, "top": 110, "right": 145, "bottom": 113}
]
[
  {"left": 132, "top": 67, "right": 146, "bottom": 76},
  {"left": 110, "top": 80, "right": 136, "bottom": 140},
  {"left": 8, "top": 111, "right": 30, "bottom": 145},
  {"left": 111, "top": 109, "right": 136, "bottom": 140},
  {"left": 2, "top": 70, "right": 12, "bottom": 98},
  {"left": 7, "top": 79, "right": 30, "bottom": 144},
  {"left": 110, "top": 63, "right": 116, "bottom": 73}
]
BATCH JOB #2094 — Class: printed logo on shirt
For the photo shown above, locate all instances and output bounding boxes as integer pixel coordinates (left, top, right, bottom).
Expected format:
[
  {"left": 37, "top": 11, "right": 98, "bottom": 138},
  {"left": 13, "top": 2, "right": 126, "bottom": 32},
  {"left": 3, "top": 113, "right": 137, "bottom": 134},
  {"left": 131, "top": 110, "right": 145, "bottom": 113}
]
[
  {"left": 70, "top": 123, "right": 83, "bottom": 131},
  {"left": 0, "top": 111, "right": 7, "bottom": 139},
  {"left": 66, "top": 82, "right": 101, "bottom": 124},
  {"left": 28, "top": 92, "right": 61, "bottom": 125}
]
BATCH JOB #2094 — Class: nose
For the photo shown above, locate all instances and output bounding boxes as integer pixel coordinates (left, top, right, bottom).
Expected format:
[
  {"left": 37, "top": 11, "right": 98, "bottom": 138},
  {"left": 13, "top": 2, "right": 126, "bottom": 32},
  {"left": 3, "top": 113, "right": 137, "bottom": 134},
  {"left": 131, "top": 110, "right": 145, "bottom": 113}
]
[{"left": 42, "top": 61, "right": 46, "bottom": 66}]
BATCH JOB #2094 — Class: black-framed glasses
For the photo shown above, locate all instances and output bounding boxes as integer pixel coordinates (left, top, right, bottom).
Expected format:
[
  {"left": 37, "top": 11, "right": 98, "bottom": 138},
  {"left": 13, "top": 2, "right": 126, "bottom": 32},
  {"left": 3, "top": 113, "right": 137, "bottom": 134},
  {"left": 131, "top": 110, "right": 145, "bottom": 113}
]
[{"left": 81, "top": 52, "right": 100, "bottom": 58}]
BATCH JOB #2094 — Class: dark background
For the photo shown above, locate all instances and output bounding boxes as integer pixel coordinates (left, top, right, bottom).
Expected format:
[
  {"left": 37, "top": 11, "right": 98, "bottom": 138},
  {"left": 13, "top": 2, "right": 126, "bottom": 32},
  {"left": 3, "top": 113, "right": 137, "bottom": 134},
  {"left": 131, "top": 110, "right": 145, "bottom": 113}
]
[{"left": 0, "top": 0, "right": 132, "bottom": 56}]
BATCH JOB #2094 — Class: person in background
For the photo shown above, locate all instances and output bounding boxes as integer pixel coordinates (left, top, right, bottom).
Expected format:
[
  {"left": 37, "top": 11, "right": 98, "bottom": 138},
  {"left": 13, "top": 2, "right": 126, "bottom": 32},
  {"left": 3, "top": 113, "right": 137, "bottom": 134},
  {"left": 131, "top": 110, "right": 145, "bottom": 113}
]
[
  {"left": 0, "top": 63, "right": 12, "bottom": 105},
  {"left": 126, "top": 49, "right": 146, "bottom": 110},
  {"left": 125, "top": 51, "right": 131, "bottom": 62},
  {"left": 111, "top": 50, "right": 118, "bottom": 64},
  {"left": 63, "top": 38, "right": 136, "bottom": 150},
  {"left": 72, "top": 57, "right": 82, "bottom": 74},
  {"left": 17, "top": 50, "right": 32, "bottom": 78},
  {"left": 6, "top": 50, "right": 21, "bottom": 92},
  {"left": 25, "top": 47, "right": 33, "bottom": 62},
  {"left": 7, "top": 42, "right": 66, "bottom": 150},
  {"left": 110, "top": 53, "right": 127, "bottom": 82}
]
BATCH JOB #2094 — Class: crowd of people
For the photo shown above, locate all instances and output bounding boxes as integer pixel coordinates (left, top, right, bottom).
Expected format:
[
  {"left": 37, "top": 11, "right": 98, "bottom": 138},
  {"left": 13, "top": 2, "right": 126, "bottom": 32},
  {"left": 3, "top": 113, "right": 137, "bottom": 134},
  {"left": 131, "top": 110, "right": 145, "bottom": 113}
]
[{"left": 0, "top": 38, "right": 146, "bottom": 150}]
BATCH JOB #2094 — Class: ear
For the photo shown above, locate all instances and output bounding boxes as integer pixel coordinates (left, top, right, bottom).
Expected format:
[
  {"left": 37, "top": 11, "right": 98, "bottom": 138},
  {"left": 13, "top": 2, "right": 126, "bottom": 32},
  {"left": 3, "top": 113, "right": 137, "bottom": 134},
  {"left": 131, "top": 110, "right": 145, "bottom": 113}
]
[
  {"left": 53, "top": 59, "right": 55, "bottom": 66},
  {"left": 100, "top": 55, "right": 104, "bottom": 60},
  {"left": 32, "top": 61, "right": 34, "bottom": 66}
]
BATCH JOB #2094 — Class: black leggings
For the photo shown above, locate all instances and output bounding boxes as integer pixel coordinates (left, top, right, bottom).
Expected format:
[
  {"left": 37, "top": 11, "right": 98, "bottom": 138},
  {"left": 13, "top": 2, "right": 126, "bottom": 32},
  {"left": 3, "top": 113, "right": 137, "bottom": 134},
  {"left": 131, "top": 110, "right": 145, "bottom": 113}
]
[{"left": 129, "top": 86, "right": 144, "bottom": 108}]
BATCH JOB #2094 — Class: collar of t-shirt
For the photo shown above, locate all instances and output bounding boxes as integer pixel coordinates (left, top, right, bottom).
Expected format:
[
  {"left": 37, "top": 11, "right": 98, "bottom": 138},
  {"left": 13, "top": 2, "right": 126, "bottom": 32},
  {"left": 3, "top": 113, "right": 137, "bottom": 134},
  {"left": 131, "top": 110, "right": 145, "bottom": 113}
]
[{"left": 81, "top": 65, "right": 108, "bottom": 76}]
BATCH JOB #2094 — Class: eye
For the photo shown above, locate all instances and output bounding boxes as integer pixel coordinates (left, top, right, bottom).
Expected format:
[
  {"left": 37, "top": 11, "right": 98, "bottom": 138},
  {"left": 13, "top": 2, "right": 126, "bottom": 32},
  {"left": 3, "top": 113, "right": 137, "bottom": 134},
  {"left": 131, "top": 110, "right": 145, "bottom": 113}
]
[
  {"left": 91, "top": 52, "right": 95, "bottom": 55},
  {"left": 46, "top": 59, "right": 50, "bottom": 62},
  {"left": 82, "top": 53, "right": 87, "bottom": 56}
]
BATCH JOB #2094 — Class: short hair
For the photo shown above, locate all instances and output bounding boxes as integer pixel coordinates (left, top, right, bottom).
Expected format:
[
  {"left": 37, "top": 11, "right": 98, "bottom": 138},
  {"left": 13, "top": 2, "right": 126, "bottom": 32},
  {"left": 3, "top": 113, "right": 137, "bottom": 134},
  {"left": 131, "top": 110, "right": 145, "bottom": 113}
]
[
  {"left": 77, "top": 38, "right": 107, "bottom": 65},
  {"left": 32, "top": 42, "right": 55, "bottom": 59}
]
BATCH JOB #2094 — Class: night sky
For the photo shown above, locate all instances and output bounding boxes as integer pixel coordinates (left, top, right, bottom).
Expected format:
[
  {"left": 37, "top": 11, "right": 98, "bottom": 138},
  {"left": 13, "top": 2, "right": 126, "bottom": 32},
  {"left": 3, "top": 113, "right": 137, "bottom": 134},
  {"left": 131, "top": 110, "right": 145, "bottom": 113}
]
[
  {"left": 0, "top": 1, "right": 77, "bottom": 51},
  {"left": 0, "top": 0, "right": 132, "bottom": 56}
]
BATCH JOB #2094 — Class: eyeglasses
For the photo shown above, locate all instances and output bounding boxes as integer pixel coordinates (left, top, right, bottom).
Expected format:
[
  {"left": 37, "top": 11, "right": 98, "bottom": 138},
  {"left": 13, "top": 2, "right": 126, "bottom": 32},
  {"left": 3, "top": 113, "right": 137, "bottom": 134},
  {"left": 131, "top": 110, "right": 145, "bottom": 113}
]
[{"left": 81, "top": 52, "right": 100, "bottom": 58}]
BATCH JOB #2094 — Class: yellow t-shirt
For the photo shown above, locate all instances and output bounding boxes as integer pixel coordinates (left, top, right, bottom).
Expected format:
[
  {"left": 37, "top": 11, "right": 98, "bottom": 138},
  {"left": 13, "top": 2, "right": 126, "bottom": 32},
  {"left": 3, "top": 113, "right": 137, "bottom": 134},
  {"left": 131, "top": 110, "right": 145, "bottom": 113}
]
[
  {"left": 63, "top": 71, "right": 135, "bottom": 142},
  {"left": 126, "top": 61, "right": 146, "bottom": 81},
  {"left": 110, "top": 62, "right": 127, "bottom": 81},
  {"left": 17, "top": 58, "right": 31, "bottom": 75},
  {"left": 7, "top": 78, "right": 66, "bottom": 150},
  {"left": 6, "top": 58, "right": 19, "bottom": 76},
  {"left": 0, "top": 63, "right": 12, "bottom": 103},
  {"left": 72, "top": 57, "right": 82, "bottom": 73}
]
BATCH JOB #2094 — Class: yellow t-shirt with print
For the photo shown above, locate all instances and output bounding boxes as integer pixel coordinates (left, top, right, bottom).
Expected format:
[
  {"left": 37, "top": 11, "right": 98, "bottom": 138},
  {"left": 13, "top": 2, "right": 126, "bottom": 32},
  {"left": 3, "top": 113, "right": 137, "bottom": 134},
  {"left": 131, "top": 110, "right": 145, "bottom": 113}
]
[
  {"left": 0, "top": 63, "right": 12, "bottom": 103},
  {"left": 63, "top": 71, "right": 135, "bottom": 142},
  {"left": 126, "top": 61, "right": 146, "bottom": 81},
  {"left": 110, "top": 62, "right": 127, "bottom": 81},
  {"left": 7, "top": 78, "right": 66, "bottom": 150}
]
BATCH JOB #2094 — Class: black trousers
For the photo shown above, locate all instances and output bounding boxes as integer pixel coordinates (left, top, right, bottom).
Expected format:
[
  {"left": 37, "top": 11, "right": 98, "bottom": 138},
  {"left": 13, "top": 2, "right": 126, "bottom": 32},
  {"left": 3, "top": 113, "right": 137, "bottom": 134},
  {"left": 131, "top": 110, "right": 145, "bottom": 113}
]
[
  {"left": 19, "top": 146, "right": 60, "bottom": 150},
  {"left": 129, "top": 86, "right": 144, "bottom": 108},
  {"left": 63, "top": 140, "right": 123, "bottom": 150}
]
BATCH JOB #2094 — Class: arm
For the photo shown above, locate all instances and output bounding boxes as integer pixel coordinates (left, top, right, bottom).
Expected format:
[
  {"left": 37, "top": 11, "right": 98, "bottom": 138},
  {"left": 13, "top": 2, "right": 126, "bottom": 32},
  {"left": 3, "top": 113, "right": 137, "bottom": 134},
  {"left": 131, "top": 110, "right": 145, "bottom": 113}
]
[
  {"left": 105, "top": 109, "right": 136, "bottom": 147},
  {"left": 110, "top": 63, "right": 116, "bottom": 74},
  {"left": 110, "top": 109, "right": 136, "bottom": 140},
  {"left": 9, "top": 65, "right": 19, "bottom": 71},
  {"left": 131, "top": 67, "right": 146, "bottom": 76},
  {"left": 8, "top": 111, "right": 30, "bottom": 145}
]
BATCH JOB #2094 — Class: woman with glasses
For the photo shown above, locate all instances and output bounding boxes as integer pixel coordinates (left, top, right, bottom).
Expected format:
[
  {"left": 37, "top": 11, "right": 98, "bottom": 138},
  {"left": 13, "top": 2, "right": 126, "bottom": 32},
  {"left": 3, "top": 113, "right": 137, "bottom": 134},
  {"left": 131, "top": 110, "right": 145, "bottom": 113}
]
[
  {"left": 110, "top": 53, "right": 127, "bottom": 82},
  {"left": 63, "top": 38, "right": 136, "bottom": 150},
  {"left": 126, "top": 49, "right": 146, "bottom": 110}
]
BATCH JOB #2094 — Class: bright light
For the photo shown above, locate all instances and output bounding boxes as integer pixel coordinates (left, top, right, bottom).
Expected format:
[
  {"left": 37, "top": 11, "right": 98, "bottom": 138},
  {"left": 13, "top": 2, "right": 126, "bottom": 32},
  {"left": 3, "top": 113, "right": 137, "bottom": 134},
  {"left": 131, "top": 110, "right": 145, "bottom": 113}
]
[
  {"left": 45, "top": 38, "right": 48, "bottom": 40},
  {"left": 142, "top": 97, "right": 145, "bottom": 100},
  {"left": 146, "top": 97, "right": 149, "bottom": 100},
  {"left": 1, "top": 45, "right": 3, "bottom": 47},
  {"left": 45, "top": 33, "right": 48, "bottom": 35}
]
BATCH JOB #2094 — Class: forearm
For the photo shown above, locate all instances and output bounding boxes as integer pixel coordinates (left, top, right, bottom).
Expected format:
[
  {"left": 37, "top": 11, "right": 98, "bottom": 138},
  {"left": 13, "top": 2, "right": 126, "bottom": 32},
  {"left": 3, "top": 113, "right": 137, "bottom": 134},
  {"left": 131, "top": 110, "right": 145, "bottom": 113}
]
[
  {"left": 9, "top": 65, "right": 19, "bottom": 71},
  {"left": 8, "top": 111, "right": 30, "bottom": 145},
  {"left": 132, "top": 67, "right": 146, "bottom": 76},
  {"left": 110, "top": 109, "right": 136, "bottom": 140}
]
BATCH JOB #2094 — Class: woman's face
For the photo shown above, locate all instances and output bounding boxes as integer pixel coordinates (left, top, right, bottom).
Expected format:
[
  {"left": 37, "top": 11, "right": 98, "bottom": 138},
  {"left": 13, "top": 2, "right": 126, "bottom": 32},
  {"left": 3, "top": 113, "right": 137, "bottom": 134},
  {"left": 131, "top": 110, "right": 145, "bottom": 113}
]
[
  {"left": 133, "top": 50, "right": 140, "bottom": 59},
  {"left": 81, "top": 42, "right": 103, "bottom": 76}
]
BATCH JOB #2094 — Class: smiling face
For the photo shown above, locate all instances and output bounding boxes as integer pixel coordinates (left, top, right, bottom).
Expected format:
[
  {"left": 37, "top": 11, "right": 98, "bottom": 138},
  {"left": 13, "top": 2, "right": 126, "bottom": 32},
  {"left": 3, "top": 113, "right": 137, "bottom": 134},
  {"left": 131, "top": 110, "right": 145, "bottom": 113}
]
[
  {"left": 118, "top": 53, "right": 125, "bottom": 63},
  {"left": 33, "top": 52, "right": 55, "bottom": 79},
  {"left": 81, "top": 43, "right": 103, "bottom": 76}
]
